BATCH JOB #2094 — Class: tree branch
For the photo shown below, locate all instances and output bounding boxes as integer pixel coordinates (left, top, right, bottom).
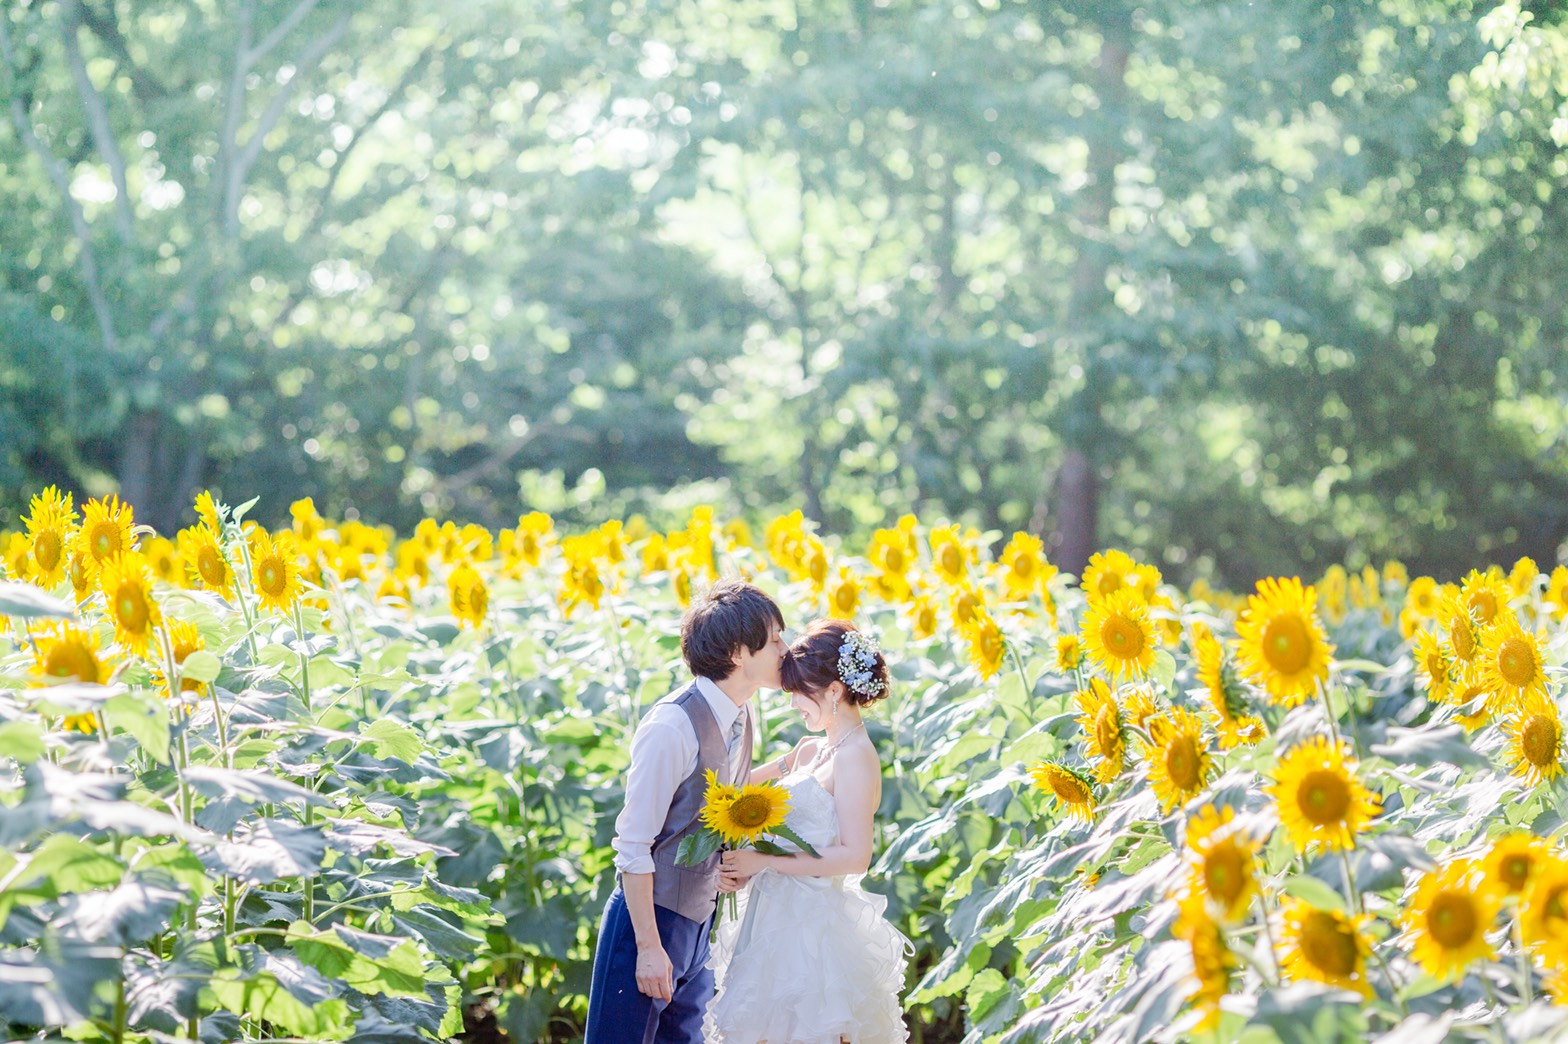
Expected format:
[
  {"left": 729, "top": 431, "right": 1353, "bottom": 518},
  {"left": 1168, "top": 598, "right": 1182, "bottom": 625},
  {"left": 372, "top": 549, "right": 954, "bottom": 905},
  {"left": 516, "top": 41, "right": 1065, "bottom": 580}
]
[
  {"left": 59, "top": 0, "right": 135, "bottom": 243},
  {"left": 224, "top": 11, "right": 351, "bottom": 238},
  {"left": 0, "top": 12, "right": 119, "bottom": 354},
  {"left": 79, "top": 0, "right": 168, "bottom": 103},
  {"left": 240, "top": 0, "right": 323, "bottom": 74}
]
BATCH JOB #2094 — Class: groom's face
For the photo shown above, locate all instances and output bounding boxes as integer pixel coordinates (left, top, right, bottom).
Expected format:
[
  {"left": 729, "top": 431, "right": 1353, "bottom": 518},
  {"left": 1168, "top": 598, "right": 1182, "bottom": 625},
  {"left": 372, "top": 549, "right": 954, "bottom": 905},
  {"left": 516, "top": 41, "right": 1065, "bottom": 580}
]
[{"left": 731, "top": 624, "right": 785, "bottom": 692}]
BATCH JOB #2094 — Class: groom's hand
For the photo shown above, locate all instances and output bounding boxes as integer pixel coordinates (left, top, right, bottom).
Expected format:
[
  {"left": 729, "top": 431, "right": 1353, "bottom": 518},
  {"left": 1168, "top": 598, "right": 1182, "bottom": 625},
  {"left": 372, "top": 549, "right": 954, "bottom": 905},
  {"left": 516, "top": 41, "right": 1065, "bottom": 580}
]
[{"left": 635, "top": 944, "right": 674, "bottom": 1002}]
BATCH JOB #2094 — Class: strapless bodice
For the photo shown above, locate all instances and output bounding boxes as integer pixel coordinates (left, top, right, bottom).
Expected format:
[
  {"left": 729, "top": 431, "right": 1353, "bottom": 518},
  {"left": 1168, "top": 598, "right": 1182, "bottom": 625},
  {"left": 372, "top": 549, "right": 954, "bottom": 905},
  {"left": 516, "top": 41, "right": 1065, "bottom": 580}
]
[{"left": 778, "top": 772, "right": 838, "bottom": 852}]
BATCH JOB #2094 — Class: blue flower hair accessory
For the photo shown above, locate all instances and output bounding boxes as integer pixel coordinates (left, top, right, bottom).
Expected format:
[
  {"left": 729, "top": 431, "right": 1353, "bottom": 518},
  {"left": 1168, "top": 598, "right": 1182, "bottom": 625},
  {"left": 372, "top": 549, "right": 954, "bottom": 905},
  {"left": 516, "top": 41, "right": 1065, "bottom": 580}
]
[{"left": 837, "top": 629, "right": 885, "bottom": 698}]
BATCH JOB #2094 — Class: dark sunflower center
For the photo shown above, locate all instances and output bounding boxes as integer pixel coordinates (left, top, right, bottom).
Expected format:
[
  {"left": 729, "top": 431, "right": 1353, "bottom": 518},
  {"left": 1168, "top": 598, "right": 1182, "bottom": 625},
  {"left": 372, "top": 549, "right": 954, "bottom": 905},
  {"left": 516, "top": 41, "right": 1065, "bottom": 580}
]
[
  {"left": 259, "top": 559, "right": 285, "bottom": 597},
  {"left": 90, "top": 523, "right": 121, "bottom": 560},
  {"left": 1301, "top": 911, "right": 1357, "bottom": 976},
  {"left": 33, "top": 531, "right": 62, "bottom": 572},
  {"left": 1166, "top": 735, "right": 1201, "bottom": 790},
  {"left": 1498, "top": 637, "right": 1535, "bottom": 687},
  {"left": 1101, "top": 614, "right": 1144, "bottom": 658},
  {"left": 1501, "top": 855, "right": 1534, "bottom": 892},
  {"left": 115, "top": 582, "right": 149, "bottom": 631},
  {"left": 1450, "top": 619, "right": 1475, "bottom": 660},
  {"left": 1297, "top": 769, "right": 1351, "bottom": 825},
  {"left": 1203, "top": 846, "right": 1246, "bottom": 907},
  {"left": 47, "top": 643, "right": 97, "bottom": 683},
  {"left": 1095, "top": 703, "right": 1120, "bottom": 757},
  {"left": 939, "top": 545, "right": 963, "bottom": 576},
  {"left": 1052, "top": 776, "right": 1090, "bottom": 805},
  {"left": 728, "top": 794, "right": 773, "bottom": 830},
  {"left": 1428, "top": 892, "right": 1478, "bottom": 949},
  {"left": 1522, "top": 714, "right": 1559, "bottom": 768},
  {"left": 1263, "top": 614, "right": 1311, "bottom": 674}
]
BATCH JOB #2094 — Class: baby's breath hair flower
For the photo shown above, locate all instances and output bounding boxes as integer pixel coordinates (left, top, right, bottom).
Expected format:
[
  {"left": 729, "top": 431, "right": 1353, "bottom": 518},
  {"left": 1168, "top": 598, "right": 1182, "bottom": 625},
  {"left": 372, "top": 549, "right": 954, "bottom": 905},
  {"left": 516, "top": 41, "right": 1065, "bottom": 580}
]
[{"left": 837, "top": 628, "right": 885, "bottom": 698}]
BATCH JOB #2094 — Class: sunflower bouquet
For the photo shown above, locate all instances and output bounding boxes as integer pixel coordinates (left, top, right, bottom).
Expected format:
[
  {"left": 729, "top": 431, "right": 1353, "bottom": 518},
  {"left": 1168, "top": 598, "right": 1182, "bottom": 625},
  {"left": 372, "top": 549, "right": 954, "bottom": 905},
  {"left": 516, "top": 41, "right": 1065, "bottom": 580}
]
[{"left": 678, "top": 769, "right": 821, "bottom": 920}]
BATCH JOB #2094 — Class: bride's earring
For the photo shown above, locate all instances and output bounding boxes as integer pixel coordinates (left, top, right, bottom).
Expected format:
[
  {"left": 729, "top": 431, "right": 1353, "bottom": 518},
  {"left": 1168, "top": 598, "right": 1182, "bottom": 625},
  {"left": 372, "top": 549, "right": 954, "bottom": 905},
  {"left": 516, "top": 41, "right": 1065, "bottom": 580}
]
[{"left": 831, "top": 698, "right": 839, "bottom": 722}]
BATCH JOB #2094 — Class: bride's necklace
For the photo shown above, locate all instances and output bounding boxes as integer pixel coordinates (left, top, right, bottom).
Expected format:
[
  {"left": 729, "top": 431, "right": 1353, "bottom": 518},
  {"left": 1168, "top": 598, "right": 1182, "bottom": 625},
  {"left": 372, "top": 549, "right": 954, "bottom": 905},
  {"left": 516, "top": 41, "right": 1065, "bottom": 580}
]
[{"left": 810, "top": 721, "right": 865, "bottom": 769}]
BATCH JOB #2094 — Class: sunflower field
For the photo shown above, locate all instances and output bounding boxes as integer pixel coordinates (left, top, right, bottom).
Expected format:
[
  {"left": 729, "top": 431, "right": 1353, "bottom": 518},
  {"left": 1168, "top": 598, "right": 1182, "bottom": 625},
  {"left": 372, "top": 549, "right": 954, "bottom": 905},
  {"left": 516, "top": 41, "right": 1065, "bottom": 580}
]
[{"left": 3, "top": 487, "right": 1568, "bottom": 1042}]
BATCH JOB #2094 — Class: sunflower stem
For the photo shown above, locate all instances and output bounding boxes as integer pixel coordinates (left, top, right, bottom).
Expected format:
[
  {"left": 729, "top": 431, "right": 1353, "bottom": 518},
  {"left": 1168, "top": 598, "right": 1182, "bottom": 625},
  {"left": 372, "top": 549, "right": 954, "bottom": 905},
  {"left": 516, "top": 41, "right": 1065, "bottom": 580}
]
[
  {"left": 227, "top": 524, "right": 263, "bottom": 665},
  {"left": 1370, "top": 942, "right": 1408, "bottom": 1017},
  {"left": 1338, "top": 846, "right": 1363, "bottom": 916},
  {"left": 1009, "top": 638, "right": 1033, "bottom": 703},
  {"left": 1515, "top": 911, "right": 1534, "bottom": 1006},
  {"left": 1256, "top": 896, "right": 1281, "bottom": 985},
  {"left": 1318, "top": 677, "right": 1343, "bottom": 749}
]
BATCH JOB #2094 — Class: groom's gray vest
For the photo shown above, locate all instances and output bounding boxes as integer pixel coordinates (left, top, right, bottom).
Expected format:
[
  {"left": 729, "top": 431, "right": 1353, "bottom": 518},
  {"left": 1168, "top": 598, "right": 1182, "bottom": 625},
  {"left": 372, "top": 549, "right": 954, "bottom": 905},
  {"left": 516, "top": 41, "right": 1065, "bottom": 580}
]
[{"left": 649, "top": 684, "right": 751, "bottom": 923}]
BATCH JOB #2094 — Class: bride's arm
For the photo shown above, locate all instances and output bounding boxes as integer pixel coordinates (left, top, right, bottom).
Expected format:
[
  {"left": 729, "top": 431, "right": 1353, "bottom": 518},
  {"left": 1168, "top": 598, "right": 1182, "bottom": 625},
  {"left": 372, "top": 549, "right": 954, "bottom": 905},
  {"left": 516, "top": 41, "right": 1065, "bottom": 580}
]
[
  {"left": 725, "top": 745, "right": 879, "bottom": 878},
  {"left": 747, "top": 736, "right": 818, "bottom": 784}
]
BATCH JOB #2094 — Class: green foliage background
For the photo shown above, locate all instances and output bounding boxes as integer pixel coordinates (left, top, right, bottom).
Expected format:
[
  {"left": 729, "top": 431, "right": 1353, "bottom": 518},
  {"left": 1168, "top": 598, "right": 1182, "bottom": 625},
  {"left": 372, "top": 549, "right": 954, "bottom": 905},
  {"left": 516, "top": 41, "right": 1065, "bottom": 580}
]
[{"left": 3, "top": 0, "right": 1568, "bottom": 580}]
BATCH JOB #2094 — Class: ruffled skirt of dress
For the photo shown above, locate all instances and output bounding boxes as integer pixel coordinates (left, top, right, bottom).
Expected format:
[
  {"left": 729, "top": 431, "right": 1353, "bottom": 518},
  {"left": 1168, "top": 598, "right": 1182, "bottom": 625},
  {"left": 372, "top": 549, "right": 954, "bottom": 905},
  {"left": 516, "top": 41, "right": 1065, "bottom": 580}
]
[{"left": 704, "top": 870, "right": 912, "bottom": 1043}]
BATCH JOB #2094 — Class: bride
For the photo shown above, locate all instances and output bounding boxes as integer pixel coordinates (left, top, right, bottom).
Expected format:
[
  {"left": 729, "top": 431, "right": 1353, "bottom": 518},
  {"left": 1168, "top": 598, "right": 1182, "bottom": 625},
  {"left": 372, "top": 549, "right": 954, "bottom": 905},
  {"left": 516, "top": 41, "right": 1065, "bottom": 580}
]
[{"left": 706, "top": 620, "right": 911, "bottom": 1043}]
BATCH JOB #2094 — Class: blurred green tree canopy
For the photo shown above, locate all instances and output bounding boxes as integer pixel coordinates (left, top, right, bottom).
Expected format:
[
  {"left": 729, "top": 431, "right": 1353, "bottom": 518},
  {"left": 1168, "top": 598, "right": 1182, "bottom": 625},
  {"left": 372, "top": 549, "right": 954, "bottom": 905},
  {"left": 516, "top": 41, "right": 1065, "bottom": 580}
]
[{"left": 2, "top": 0, "right": 1566, "bottom": 583}]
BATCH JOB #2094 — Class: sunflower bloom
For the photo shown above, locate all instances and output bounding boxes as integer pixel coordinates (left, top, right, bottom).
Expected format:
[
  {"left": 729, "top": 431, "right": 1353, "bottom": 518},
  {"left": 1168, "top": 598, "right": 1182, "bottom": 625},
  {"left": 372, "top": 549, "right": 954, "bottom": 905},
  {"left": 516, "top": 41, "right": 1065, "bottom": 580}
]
[
  {"left": 1235, "top": 576, "right": 1333, "bottom": 707},
  {"left": 250, "top": 530, "right": 303, "bottom": 612},
  {"left": 32, "top": 624, "right": 114, "bottom": 734},
  {"left": 1460, "top": 569, "right": 1510, "bottom": 629},
  {"left": 701, "top": 777, "right": 791, "bottom": 847},
  {"left": 178, "top": 525, "right": 235, "bottom": 596},
  {"left": 152, "top": 619, "right": 207, "bottom": 698},
  {"left": 907, "top": 594, "right": 939, "bottom": 640},
  {"left": 1521, "top": 856, "right": 1568, "bottom": 968},
  {"left": 1505, "top": 692, "right": 1564, "bottom": 787},
  {"left": 1085, "top": 545, "right": 1147, "bottom": 601},
  {"left": 928, "top": 525, "right": 972, "bottom": 586},
  {"left": 1147, "top": 707, "right": 1212, "bottom": 814},
  {"left": 100, "top": 552, "right": 161, "bottom": 658},
  {"left": 1413, "top": 629, "right": 1454, "bottom": 703},
  {"left": 1173, "top": 892, "right": 1235, "bottom": 1031},
  {"left": 1280, "top": 898, "right": 1373, "bottom": 997},
  {"left": 448, "top": 562, "right": 489, "bottom": 628},
  {"left": 1269, "top": 736, "right": 1380, "bottom": 854},
  {"left": 826, "top": 566, "right": 862, "bottom": 620},
  {"left": 999, "top": 532, "right": 1056, "bottom": 599},
  {"left": 1403, "top": 860, "right": 1498, "bottom": 982},
  {"left": 868, "top": 526, "right": 916, "bottom": 596},
  {"left": 1482, "top": 833, "right": 1546, "bottom": 900},
  {"left": 1055, "top": 633, "right": 1082, "bottom": 673},
  {"left": 1184, "top": 805, "right": 1259, "bottom": 921},
  {"left": 1029, "top": 762, "right": 1097, "bottom": 822},
  {"left": 1193, "top": 622, "right": 1249, "bottom": 723},
  {"left": 1074, "top": 678, "right": 1126, "bottom": 783},
  {"left": 80, "top": 495, "right": 136, "bottom": 570},
  {"left": 22, "top": 485, "right": 77, "bottom": 587},
  {"left": 1479, "top": 615, "right": 1549, "bottom": 709},
  {"left": 512, "top": 512, "right": 554, "bottom": 569},
  {"left": 32, "top": 623, "right": 112, "bottom": 686},
  {"left": 1080, "top": 589, "right": 1156, "bottom": 682},
  {"left": 4, "top": 533, "right": 30, "bottom": 581},
  {"left": 964, "top": 611, "right": 1005, "bottom": 680}
]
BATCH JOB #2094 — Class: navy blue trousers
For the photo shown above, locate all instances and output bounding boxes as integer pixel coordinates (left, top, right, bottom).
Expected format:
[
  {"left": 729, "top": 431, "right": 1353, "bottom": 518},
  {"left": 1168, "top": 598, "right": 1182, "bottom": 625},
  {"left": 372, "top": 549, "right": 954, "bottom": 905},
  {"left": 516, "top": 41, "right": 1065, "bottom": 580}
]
[{"left": 584, "top": 887, "right": 714, "bottom": 1044}]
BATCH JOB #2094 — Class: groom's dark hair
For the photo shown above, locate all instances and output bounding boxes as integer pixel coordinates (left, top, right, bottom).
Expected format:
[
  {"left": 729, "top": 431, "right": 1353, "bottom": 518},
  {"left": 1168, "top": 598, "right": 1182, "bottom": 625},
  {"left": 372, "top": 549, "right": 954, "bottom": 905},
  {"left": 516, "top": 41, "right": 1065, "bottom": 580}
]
[{"left": 681, "top": 577, "right": 785, "bottom": 681}]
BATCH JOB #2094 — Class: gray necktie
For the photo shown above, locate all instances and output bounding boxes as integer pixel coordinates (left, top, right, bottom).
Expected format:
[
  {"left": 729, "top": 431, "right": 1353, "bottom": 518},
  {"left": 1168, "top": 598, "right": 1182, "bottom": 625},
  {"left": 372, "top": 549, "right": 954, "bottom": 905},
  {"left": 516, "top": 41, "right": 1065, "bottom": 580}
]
[{"left": 727, "top": 707, "right": 748, "bottom": 781}]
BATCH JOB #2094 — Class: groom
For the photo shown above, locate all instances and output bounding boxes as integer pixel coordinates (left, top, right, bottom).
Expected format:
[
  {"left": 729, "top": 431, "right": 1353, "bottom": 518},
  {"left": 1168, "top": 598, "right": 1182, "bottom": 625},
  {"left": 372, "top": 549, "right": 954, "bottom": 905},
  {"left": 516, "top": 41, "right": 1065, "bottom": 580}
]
[{"left": 585, "top": 578, "right": 786, "bottom": 1043}]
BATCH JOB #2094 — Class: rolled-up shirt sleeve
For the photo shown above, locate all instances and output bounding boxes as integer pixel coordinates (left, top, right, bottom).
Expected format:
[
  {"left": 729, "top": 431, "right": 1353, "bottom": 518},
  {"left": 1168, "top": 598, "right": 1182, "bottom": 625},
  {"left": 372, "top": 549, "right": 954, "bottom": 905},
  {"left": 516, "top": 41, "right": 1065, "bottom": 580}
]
[{"left": 611, "top": 708, "right": 695, "bottom": 875}]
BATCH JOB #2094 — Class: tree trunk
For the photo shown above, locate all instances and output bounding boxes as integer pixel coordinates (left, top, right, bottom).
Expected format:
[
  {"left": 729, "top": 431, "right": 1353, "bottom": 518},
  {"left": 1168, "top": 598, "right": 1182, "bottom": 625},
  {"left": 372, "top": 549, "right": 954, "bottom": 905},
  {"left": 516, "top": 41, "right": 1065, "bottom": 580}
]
[
  {"left": 1041, "top": 6, "right": 1131, "bottom": 577},
  {"left": 1052, "top": 448, "right": 1097, "bottom": 578},
  {"left": 118, "top": 409, "right": 159, "bottom": 529}
]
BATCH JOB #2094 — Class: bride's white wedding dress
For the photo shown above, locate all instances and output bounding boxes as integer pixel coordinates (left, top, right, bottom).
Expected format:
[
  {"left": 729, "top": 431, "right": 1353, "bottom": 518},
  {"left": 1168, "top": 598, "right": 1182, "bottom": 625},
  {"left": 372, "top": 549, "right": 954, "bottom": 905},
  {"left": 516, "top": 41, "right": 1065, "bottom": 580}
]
[{"left": 704, "top": 770, "right": 912, "bottom": 1043}]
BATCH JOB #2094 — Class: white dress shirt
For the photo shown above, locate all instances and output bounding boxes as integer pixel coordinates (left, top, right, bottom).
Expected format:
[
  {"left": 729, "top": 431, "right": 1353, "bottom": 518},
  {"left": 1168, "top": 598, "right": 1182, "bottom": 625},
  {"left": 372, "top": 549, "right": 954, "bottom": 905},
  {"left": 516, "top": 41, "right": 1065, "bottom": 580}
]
[{"left": 612, "top": 676, "right": 751, "bottom": 875}]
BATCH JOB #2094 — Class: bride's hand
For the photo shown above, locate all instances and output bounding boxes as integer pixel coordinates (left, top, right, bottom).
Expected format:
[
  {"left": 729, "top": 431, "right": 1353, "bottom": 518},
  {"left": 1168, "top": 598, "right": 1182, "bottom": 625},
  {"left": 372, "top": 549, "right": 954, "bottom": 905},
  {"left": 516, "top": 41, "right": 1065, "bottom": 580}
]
[{"left": 722, "top": 848, "right": 769, "bottom": 879}]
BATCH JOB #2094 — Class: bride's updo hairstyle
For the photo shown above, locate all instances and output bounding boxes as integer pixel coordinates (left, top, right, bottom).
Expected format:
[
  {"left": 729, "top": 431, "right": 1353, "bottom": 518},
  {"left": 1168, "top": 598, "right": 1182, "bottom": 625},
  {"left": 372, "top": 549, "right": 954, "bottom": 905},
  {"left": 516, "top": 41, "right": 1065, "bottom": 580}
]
[{"left": 780, "top": 619, "right": 891, "bottom": 707}]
